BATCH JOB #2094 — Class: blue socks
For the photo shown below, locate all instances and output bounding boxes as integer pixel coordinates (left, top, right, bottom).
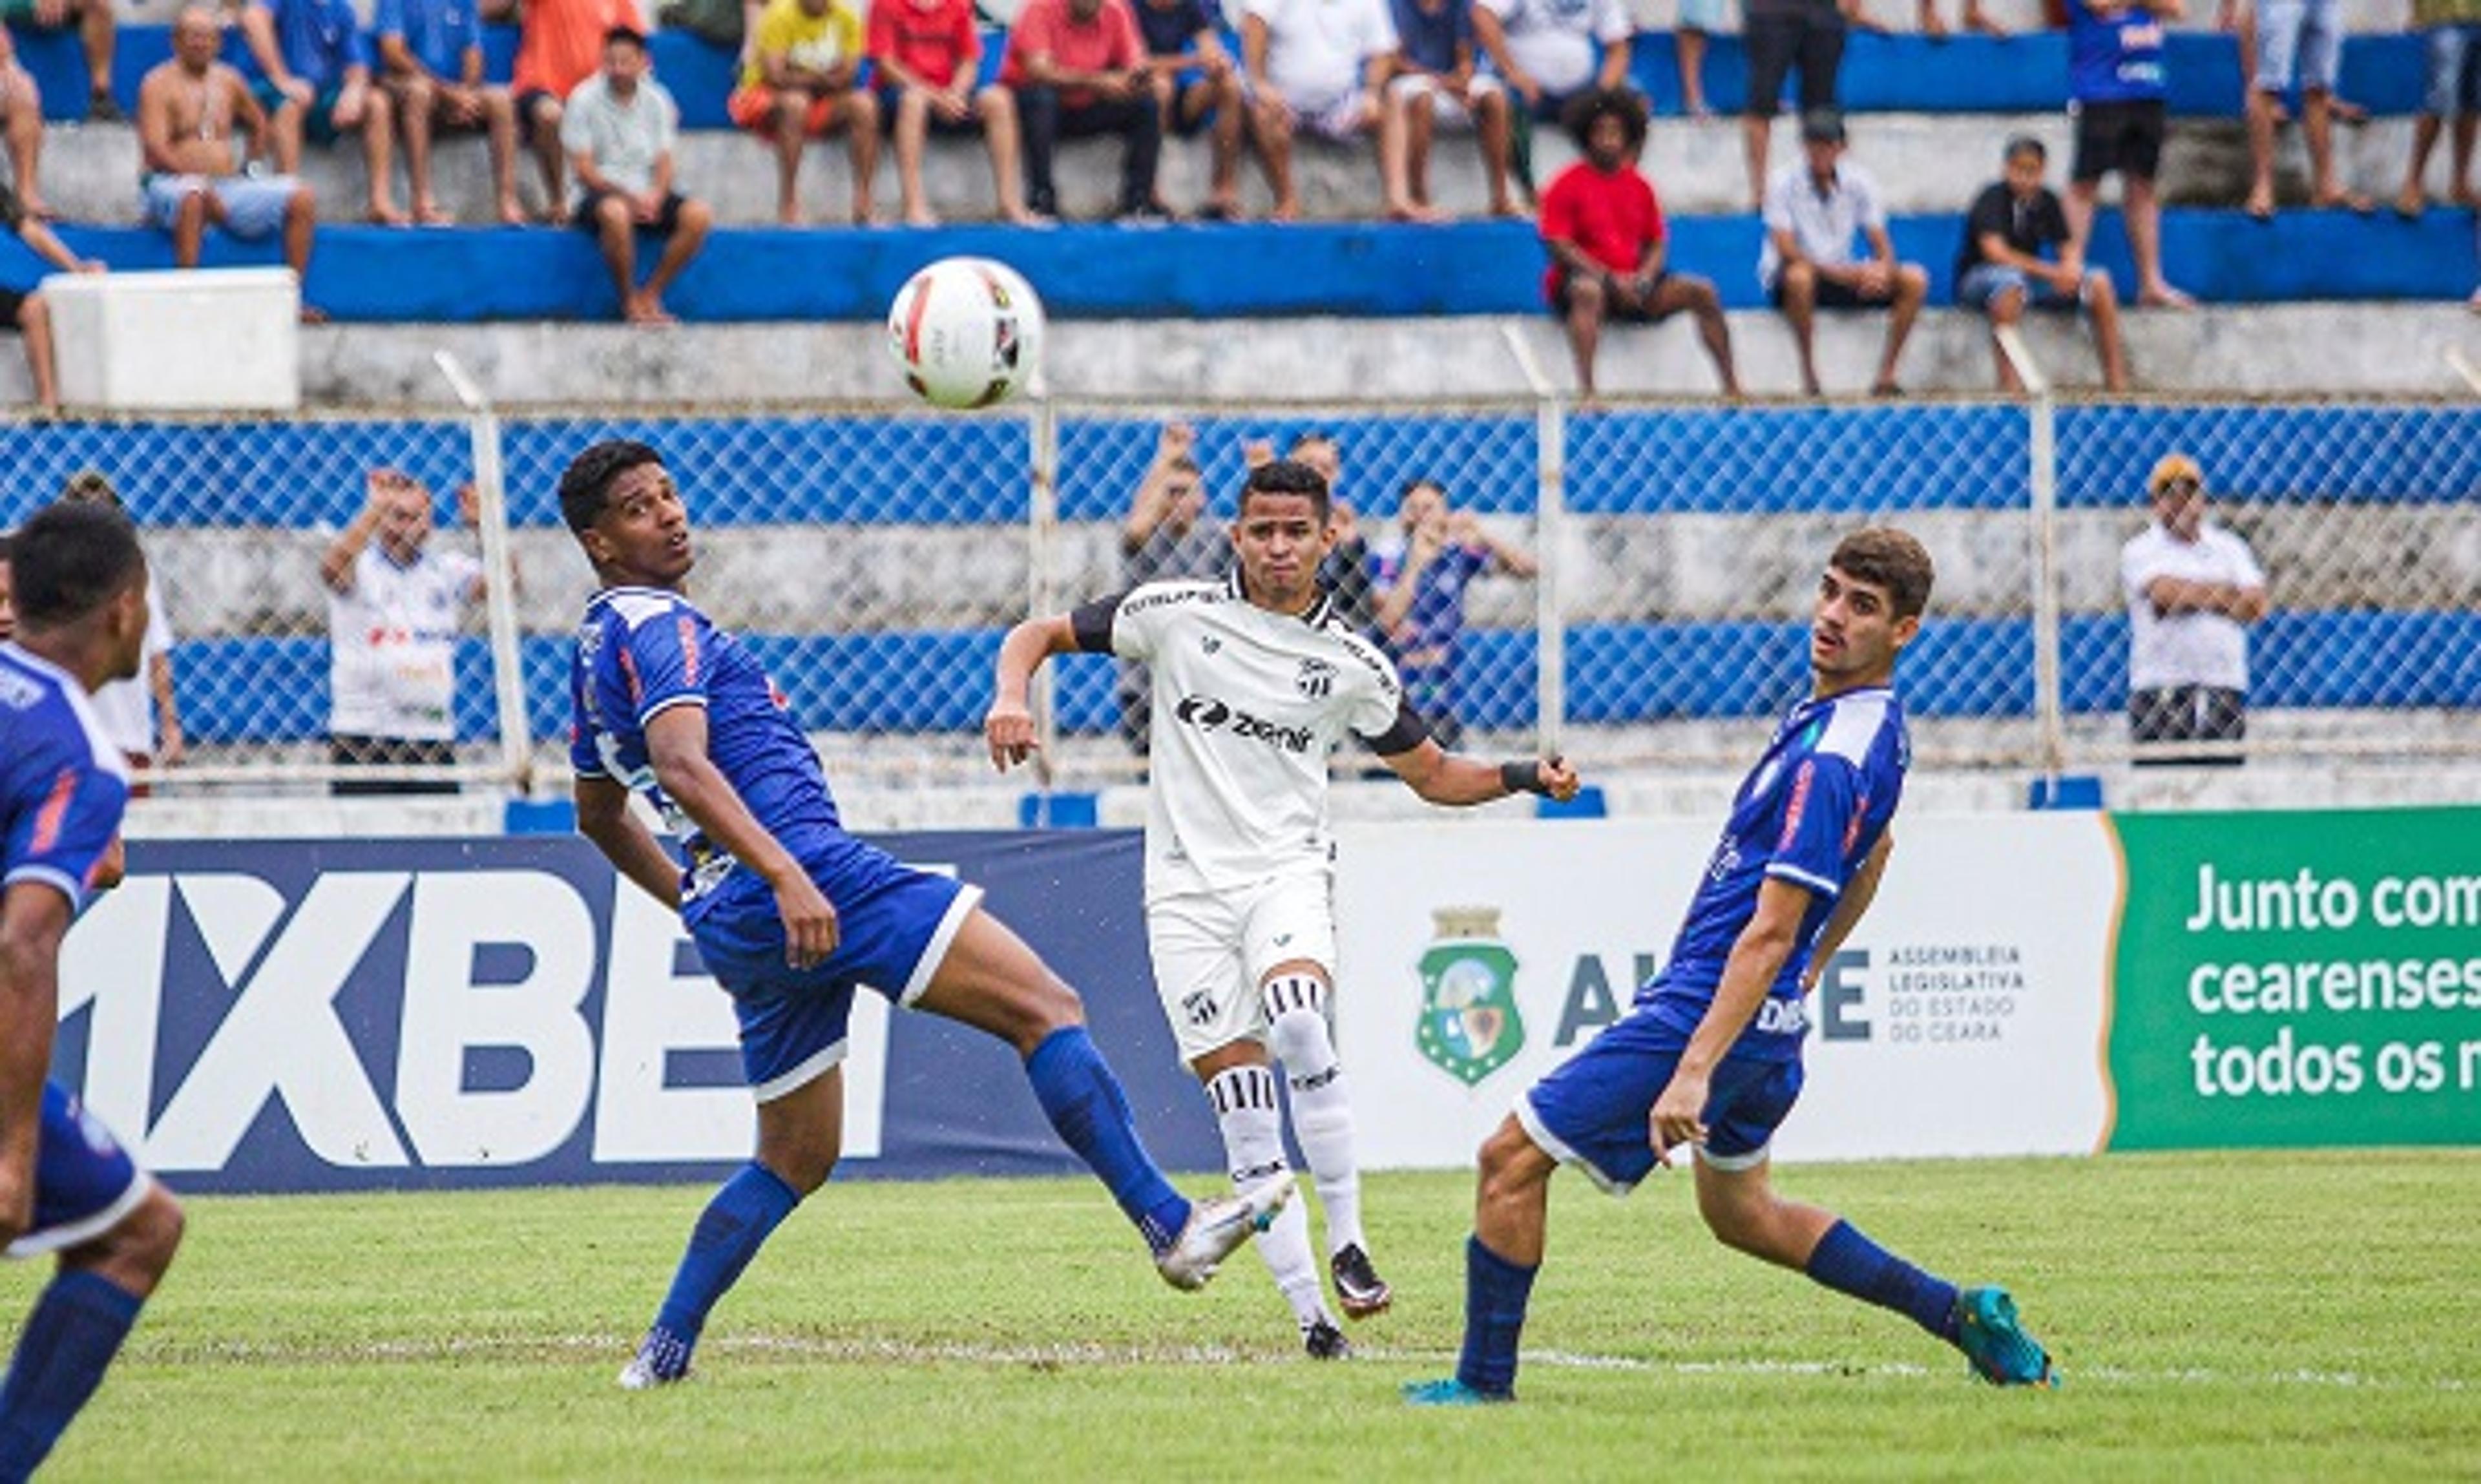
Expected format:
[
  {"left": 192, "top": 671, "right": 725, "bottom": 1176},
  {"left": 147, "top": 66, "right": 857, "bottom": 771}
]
[
  {"left": 644, "top": 1161, "right": 802, "bottom": 1374},
  {"left": 1804, "top": 1219, "right": 1962, "bottom": 1341},
  {"left": 0, "top": 1270, "right": 145, "bottom": 1481},
  {"left": 1025, "top": 1026, "right": 1192, "bottom": 1254},
  {"left": 1456, "top": 1235, "right": 1538, "bottom": 1397}
]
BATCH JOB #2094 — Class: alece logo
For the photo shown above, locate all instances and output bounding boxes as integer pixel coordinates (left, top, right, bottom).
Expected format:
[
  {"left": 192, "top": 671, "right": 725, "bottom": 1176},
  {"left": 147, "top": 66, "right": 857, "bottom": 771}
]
[{"left": 1415, "top": 906, "right": 1525, "bottom": 1087}]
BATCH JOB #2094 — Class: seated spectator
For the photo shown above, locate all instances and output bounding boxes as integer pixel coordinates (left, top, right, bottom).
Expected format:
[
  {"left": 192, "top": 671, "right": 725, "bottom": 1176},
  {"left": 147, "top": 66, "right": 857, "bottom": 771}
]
[
  {"left": 322, "top": 468, "right": 494, "bottom": 795},
  {"left": 1389, "top": 0, "right": 1518, "bottom": 220},
  {"left": 1918, "top": 0, "right": 2004, "bottom": 36},
  {"left": 238, "top": 0, "right": 408, "bottom": 225},
  {"left": 1136, "top": 0, "right": 1248, "bottom": 218},
  {"left": 1002, "top": 0, "right": 1165, "bottom": 222},
  {"left": 376, "top": 0, "right": 527, "bottom": 224},
  {"left": 3, "top": 0, "right": 116, "bottom": 122},
  {"left": 1242, "top": 0, "right": 1401, "bottom": 222},
  {"left": 1540, "top": 88, "right": 1737, "bottom": 400},
  {"left": 2237, "top": 0, "right": 2367, "bottom": 218},
  {"left": 2399, "top": 0, "right": 2480, "bottom": 216},
  {"left": 515, "top": 0, "right": 647, "bottom": 220},
  {"left": 1370, "top": 477, "right": 1534, "bottom": 751},
  {"left": 1116, "top": 422, "right": 1226, "bottom": 753},
  {"left": 566, "top": 25, "right": 712, "bottom": 323},
  {"left": 139, "top": 6, "right": 322, "bottom": 318},
  {"left": 871, "top": 0, "right": 1044, "bottom": 225},
  {"left": 730, "top": 0, "right": 877, "bottom": 225},
  {"left": 1956, "top": 134, "right": 2128, "bottom": 392},
  {"left": 0, "top": 176, "right": 101, "bottom": 413},
  {"left": 0, "top": 29, "right": 49, "bottom": 218},
  {"left": 1740, "top": 0, "right": 1864, "bottom": 211},
  {"left": 1470, "top": 0, "right": 1630, "bottom": 122},
  {"left": 1758, "top": 109, "right": 1925, "bottom": 395}
]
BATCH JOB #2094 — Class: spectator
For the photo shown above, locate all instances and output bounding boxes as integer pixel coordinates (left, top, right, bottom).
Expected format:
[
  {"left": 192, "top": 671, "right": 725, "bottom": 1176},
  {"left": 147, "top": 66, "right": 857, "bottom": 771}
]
[
  {"left": 375, "top": 0, "right": 528, "bottom": 224},
  {"left": 2237, "top": 0, "right": 2366, "bottom": 217},
  {"left": 58, "top": 471, "right": 184, "bottom": 776},
  {"left": 1759, "top": 109, "right": 1925, "bottom": 395},
  {"left": 1540, "top": 87, "right": 1739, "bottom": 401},
  {"left": 729, "top": 0, "right": 878, "bottom": 225},
  {"left": 1388, "top": 0, "right": 1520, "bottom": 219},
  {"left": 1739, "top": 0, "right": 1867, "bottom": 210},
  {"left": 1243, "top": 0, "right": 1402, "bottom": 221},
  {"left": 0, "top": 29, "right": 49, "bottom": 219},
  {"left": 3, "top": 0, "right": 116, "bottom": 123},
  {"left": 1003, "top": 0, "right": 1166, "bottom": 222},
  {"left": 514, "top": 0, "right": 646, "bottom": 219},
  {"left": 139, "top": 6, "right": 322, "bottom": 318},
  {"left": 1955, "top": 134, "right": 2128, "bottom": 391},
  {"left": 1676, "top": 0, "right": 1722, "bottom": 118},
  {"left": 321, "top": 468, "right": 492, "bottom": 795},
  {"left": 2399, "top": 0, "right": 2481, "bottom": 216},
  {"left": 2053, "top": 0, "right": 2192, "bottom": 307},
  {"left": 238, "top": 0, "right": 408, "bottom": 225},
  {"left": 1116, "top": 422, "right": 1227, "bottom": 754},
  {"left": 1136, "top": 0, "right": 1248, "bottom": 219},
  {"left": 0, "top": 530, "right": 12, "bottom": 639},
  {"left": 1918, "top": 0, "right": 2005, "bottom": 36},
  {"left": 1471, "top": 0, "right": 1631, "bottom": 122},
  {"left": 1370, "top": 477, "right": 1534, "bottom": 750},
  {"left": 1284, "top": 432, "right": 1380, "bottom": 634},
  {"left": 2122, "top": 453, "right": 2266, "bottom": 763},
  {"left": 872, "top": 0, "right": 1044, "bottom": 225},
  {"left": 0, "top": 176, "right": 103, "bottom": 413},
  {"left": 566, "top": 25, "right": 713, "bottom": 324}
]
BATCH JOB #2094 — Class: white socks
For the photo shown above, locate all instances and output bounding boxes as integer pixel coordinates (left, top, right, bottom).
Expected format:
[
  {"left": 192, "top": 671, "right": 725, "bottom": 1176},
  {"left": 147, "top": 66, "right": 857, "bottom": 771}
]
[
  {"left": 1262, "top": 973, "right": 1363, "bottom": 1257},
  {"left": 1205, "top": 1063, "right": 1326, "bottom": 1326}
]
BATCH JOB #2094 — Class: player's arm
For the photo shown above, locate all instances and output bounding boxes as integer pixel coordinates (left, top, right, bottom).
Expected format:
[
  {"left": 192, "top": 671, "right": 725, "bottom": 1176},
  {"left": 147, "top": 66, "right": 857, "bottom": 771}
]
[
  {"left": 642, "top": 705, "right": 839, "bottom": 966},
  {"left": 1799, "top": 830, "right": 1890, "bottom": 992},
  {"left": 985, "top": 612, "right": 1080, "bottom": 769},
  {"left": 0, "top": 882, "right": 73, "bottom": 1247},
  {"left": 574, "top": 774, "right": 682, "bottom": 911},
  {"left": 1379, "top": 732, "right": 1580, "bottom": 807},
  {"left": 1649, "top": 877, "right": 1812, "bottom": 1163}
]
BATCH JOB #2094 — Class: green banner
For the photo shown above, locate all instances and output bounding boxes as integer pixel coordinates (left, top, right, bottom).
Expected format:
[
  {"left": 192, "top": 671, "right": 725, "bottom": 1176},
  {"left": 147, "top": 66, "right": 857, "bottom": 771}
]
[{"left": 2106, "top": 806, "right": 2481, "bottom": 1149}]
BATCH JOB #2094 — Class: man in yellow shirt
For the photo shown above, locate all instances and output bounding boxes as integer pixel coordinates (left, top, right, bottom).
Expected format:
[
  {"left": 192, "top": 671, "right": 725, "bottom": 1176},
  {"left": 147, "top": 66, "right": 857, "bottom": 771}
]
[{"left": 728, "top": 0, "right": 880, "bottom": 223}]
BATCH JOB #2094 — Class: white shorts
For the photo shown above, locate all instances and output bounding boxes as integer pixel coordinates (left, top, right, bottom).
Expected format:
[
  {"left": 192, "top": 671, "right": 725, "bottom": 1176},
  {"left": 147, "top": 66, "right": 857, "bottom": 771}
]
[
  {"left": 1256, "top": 82, "right": 1377, "bottom": 140},
  {"left": 1146, "top": 872, "right": 1337, "bottom": 1062},
  {"left": 1385, "top": 72, "right": 1504, "bottom": 129}
]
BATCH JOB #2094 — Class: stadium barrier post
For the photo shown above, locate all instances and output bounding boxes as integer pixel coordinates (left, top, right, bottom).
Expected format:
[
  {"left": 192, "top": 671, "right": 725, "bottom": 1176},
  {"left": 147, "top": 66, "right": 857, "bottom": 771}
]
[
  {"left": 1500, "top": 324, "right": 1565, "bottom": 759},
  {"left": 433, "top": 350, "right": 534, "bottom": 794},
  {"left": 1998, "top": 326, "right": 2068, "bottom": 779}
]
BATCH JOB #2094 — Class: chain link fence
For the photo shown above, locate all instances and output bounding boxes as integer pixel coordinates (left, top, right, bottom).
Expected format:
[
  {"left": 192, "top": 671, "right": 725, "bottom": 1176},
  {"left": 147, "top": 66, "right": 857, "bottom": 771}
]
[{"left": 2, "top": 389, "right": 2473, "bottom": 795}]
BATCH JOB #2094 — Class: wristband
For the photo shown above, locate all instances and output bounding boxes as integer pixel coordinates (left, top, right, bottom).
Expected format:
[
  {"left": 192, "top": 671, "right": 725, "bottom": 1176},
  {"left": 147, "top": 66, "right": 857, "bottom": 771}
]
[{"left": 1500, "top": 759, "right": 1547, "bottom": 797}]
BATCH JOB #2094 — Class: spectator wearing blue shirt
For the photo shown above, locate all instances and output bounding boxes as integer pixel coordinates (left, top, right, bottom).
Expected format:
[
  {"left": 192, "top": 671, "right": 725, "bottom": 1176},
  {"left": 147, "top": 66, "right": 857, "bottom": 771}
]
[
  {"left": 1370, "top": 477, "right": 1534, "bottom": 751},
  {"left": 238, "top": 0, "right": 409, "bottom": 224},
  {"left": 376, "top": 0, "right": 527, "bottom": 224},
  {"left": 1135, "top": 0, "right": 1250, "bottom": 218},
  {"left": 2052, "top": 0, "right": 2190, "bottom": 307},
  {"left": 1388, "top": 0, "right": 1518, "bottom": 219}
]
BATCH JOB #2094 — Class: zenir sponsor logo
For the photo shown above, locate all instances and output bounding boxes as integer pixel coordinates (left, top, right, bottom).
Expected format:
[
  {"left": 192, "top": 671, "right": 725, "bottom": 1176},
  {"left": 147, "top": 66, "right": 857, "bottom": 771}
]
[{"left": 1173, "top": 695, "right": 1315, "bottom": 753}]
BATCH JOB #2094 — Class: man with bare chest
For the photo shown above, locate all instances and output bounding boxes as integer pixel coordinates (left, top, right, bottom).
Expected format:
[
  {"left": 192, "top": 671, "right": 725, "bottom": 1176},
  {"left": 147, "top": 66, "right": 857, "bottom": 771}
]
[{"left": 138, "top": 5, "right": 320, "bottom": 315}]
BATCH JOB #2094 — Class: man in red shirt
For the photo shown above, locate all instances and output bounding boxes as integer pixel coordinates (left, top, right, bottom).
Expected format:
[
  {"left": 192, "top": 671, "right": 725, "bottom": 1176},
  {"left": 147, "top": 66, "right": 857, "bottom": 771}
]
[
  {"left": 1538, "top": 88, "right": 1738, "bottom": 401},
  {"left": 871, "top": 0, "right": 1045, "bottom": 224},
  {"left": 1002, "top": 0, "right": 1164, "bottom": 220}
]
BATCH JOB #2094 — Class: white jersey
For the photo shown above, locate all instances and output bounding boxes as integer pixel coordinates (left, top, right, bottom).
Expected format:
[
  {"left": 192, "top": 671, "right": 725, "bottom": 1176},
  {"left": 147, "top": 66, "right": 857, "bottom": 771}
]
[
  {"left": 85, "top": 572, "right": 172, "bottom": 758},
  {"left": 1074, "top": 574, "right": 1425, "bottom": 899},
  {"left": 2120, "top": 519, "right": 2265, "bottom": 692},
  {"left": 328, "top": 543, "right": 484, "bottom": 740}
]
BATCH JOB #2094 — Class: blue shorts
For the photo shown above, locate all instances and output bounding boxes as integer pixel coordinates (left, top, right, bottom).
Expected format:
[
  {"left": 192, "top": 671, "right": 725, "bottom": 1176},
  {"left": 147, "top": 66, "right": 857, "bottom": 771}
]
[
  {"left": 1956, "top": 262, "right": 2083, "bottom": 313},
  {"left": 1516, "top": 1007, "right": 1804, "bottom": 1194},
  {"left": 2425, "top": 25, "right": 2481, "bottom": 118},
  {"left": 8, "top": 1083, "right": 149, "bottom": 1260},
  {"left": 140, "top": 172, "right": 303, "bottom": 239},
  {"left": 687, "top": 842, "right": 981, "bottom": 1101},
  {"left": 2254, "top": 0, "right": 2342, "bottom": 94}
]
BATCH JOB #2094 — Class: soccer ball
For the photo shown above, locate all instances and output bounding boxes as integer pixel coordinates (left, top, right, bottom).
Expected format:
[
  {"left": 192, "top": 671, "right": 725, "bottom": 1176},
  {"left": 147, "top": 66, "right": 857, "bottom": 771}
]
[{"left": 886, "top": 257, "right": 1045, "bottom": 410}]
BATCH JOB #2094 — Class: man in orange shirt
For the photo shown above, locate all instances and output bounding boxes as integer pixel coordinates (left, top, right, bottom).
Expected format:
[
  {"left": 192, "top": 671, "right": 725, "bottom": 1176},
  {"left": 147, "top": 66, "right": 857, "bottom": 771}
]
[
  {"left": 514, "top": 0, "right": 646, "bottom": 217},
  {"left": 1002, "top": 0, "right": 1164, "bottom": 221}
]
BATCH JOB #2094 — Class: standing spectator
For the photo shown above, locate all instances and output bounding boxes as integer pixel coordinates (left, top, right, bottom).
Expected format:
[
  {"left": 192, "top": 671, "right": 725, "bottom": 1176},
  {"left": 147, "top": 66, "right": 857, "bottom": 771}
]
[
  {"left": 1288, "top": 432, "right": 1379, "bottom": 635},
  {"left": 1389, "top": 0, "right": 1520, "bottom": 220},
  {"left": 1136, "top": 0, "right": 1248, "bottom": 219},
  {"left": 729, "top": 0, "right": 879, "bottom": 225},
  {"left": 2238, "top": 0, "right": 2365, "bottom": 217},
  {"left": 1675, "top": 0, "right": 1722, "bottom": 118},
  {"left": 2122, "top": 453, "right": 2266, "bottom": 763},
  {"left": 872, "top": 0, "right": 1044, "bottom": 225},
  {"left": 2400, "top": 0, "right": 2481, "bottom": 216},
  {"left": 514, "top": 0, "right": 645, "bottom": 219},
  {"left": 1739, "top": 0, "right": 1866, "bottom": 210},
  {"left": 1540, "top": 87, "right": 1739, "bottom": 401},
  {"left": 1116, "top": 423, "right": 1227, "bottom": 755},
  {"left": 1003, "top": 0, "right": 1166, "bottom": 222},
  {"left": 1, "top": 0, "right": 117, "bottom": 122},
  {"left": 238, "top": 0, "right": 410, "bottom": 225},
  {"left": 0, "top": 29, "right": 51, "bottom": 219},
  {"left": 376, "top": 0, "right": 527, "bottom": 225},
  {"left": 1370, "top": 477, "right": 1534, "bottom": 750},
  {"left": 1759, "top": 109, "right": 1925, "bottom": 396},
  {"left": 139, "top": 5, "right": 321, "bottom": 311},
  {"left": 321, "top": 468, "right": 493, "bottom": 795},
  {"left": 2053, "top": 0, "right": 2192, "bottom": 307},
  {"left": 1243, "top": 0, "right": 1403, "bottom": 221},
  {"left": 58, "top": 472, "right": 183, "bottom": 777},
  {"left": 0, "top": 177, "right": 103, "bottom": 414},
  {"left": 1956, "top": 134, "right": 2129, "bottom": 391},
  {"left": 566, "top": 25, "right": 713, "bottom": 324}
]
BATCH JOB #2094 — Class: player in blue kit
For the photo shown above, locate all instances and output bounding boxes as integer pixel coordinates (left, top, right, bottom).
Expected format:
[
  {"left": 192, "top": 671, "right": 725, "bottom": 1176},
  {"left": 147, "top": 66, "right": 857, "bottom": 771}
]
[
  {"left": 1407, "top": 528, "right": 2058, "bottom": 1405},
  {"left": 0, "top": 503, "right": 188, "bottom": 1477},
  {"left": 558, "top": 441, "right": 1290, "bottom": 1390}
]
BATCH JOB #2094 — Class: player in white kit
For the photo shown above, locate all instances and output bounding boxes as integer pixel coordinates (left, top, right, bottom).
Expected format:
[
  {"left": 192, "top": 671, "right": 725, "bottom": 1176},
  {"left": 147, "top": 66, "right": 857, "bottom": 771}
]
[{"left": 987, "top": 456, "right": 1580, "bottom": 1357}]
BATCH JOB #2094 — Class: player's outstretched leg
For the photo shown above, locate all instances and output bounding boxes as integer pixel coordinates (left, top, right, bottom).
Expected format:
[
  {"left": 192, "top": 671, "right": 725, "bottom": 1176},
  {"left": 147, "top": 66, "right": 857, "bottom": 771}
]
[
  {"left": 1205, "top": 1063, "right": 1347, "bottom": 1357},
  {"left": 1261, "top": 970, "right": 1388, "bottom": 1318},
  {"left": 0, "top": 1178, "right": 185, "bottom": 1474}
]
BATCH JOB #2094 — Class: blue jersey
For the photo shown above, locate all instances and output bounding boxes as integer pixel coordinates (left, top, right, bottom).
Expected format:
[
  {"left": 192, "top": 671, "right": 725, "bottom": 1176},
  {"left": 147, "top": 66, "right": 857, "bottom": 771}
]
[
  {"left": 0, "top": 645, "right": 131, "bottom": 918},
  {"left": 569, "top": 588, "right": 846, "bottom": 912},
  {"left": 2064, "top": 0, "right": 2166, "bottom": 104},
  {"left": 373, "top": 0, "right": 481, "bottom": 81},
  {"left": 1642, "top": 684, "right": 1909, "bottom": 1061},
  {"left": 255, "top": 0, "right": 375, "bottom": 92}
]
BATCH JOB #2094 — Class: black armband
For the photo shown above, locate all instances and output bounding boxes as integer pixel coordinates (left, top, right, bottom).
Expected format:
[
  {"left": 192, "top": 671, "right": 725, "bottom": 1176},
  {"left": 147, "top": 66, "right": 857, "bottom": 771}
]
[{"left": 1500, "top": 759, "right": 1548, "bottom": 797}]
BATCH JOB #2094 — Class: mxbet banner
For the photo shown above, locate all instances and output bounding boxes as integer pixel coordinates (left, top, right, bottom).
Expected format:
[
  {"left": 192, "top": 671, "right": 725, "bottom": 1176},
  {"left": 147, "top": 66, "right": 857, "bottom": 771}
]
[{"left": 57, "top": 833, "right": 1220, "bottom": 1194}]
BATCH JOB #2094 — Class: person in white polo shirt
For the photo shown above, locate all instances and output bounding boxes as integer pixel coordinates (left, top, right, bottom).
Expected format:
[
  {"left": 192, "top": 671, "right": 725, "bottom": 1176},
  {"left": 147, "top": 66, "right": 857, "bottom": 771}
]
[
  {"left": 321, "top": 466, "right": 497, "bottom": 794},
  {"left": 2120, "top": 452, "right": 2268, "bottom": 765},
  {"left": 1759, "top": 108, "right": 1927, "bottom": 397}
]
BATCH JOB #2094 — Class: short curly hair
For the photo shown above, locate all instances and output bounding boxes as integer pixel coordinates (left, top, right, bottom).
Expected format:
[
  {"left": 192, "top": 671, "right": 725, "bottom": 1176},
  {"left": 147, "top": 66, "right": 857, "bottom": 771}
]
[{"left": 1563, "top": 87, "right": 1649, "bottom": 156}]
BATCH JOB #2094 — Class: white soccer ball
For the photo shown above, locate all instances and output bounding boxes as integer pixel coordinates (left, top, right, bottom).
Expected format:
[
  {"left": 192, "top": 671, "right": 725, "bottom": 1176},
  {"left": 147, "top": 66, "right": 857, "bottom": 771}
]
[{"left": 886, "top": 256, "right": 1046, "bottom": 410}]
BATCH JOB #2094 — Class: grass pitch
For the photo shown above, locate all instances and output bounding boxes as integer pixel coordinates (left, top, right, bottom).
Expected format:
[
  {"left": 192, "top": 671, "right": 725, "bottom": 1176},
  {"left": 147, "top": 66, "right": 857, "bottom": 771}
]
[{"left": 8, "top": 1149, "right": 2476, "bottom": 1481}]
